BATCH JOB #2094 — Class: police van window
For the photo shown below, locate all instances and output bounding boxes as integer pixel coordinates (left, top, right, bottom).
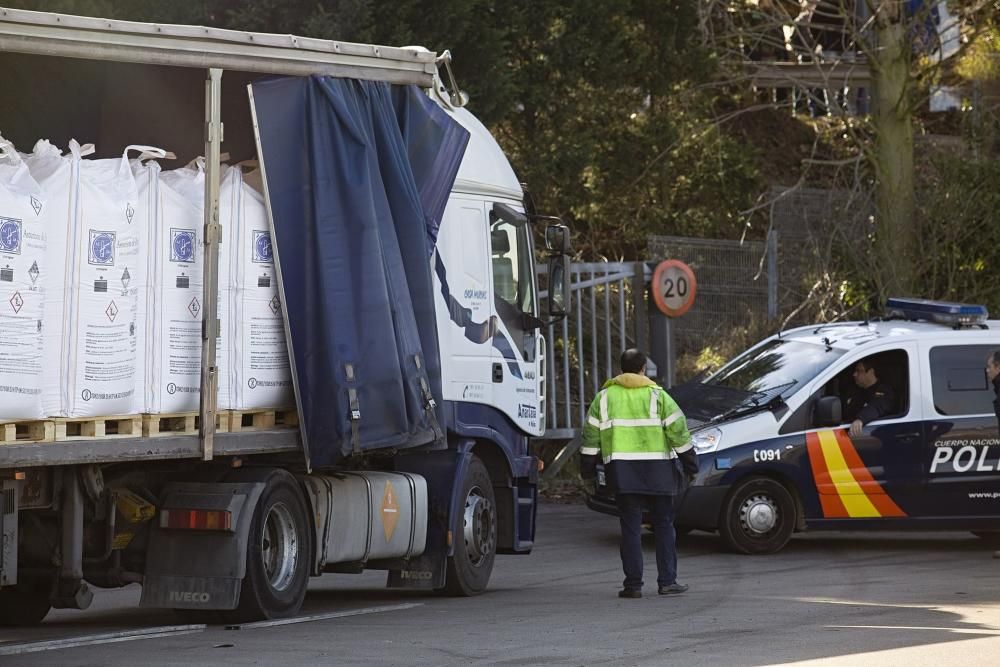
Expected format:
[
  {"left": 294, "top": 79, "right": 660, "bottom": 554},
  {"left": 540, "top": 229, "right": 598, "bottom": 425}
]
[
  {"left": 929, "top": 345, "right": 995, "bottom": 416},
  {"left": 709, "top": 339, "right": 844, "bottom": 400},
  {"left": 830, "top": 349, "right": 908, "bottom": 419}
]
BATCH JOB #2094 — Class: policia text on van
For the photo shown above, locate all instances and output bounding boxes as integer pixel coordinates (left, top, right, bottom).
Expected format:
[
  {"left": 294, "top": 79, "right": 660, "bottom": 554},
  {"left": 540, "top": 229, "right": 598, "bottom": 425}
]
[{"left": 587, "top": 299, "right": 1000, "bottom": 554}]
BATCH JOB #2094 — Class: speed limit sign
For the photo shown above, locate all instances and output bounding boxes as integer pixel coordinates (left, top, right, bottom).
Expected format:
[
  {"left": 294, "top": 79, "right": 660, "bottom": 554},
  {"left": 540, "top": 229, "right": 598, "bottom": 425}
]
[{"left": 651, "top": 259, "right": 696, "bottom": 317}]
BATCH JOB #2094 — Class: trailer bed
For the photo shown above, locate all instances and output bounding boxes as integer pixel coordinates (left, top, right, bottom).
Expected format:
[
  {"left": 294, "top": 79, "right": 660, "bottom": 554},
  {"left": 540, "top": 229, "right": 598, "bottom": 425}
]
[{"left": 0, "top": 429, "right": 300, "bottom": 468}]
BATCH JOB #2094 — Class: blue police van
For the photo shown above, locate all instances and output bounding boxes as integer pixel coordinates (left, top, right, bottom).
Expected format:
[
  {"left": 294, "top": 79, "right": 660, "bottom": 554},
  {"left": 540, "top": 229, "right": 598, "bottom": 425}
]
[{"left": 587, "top": 299, "right": 1000, "bottom": 553}]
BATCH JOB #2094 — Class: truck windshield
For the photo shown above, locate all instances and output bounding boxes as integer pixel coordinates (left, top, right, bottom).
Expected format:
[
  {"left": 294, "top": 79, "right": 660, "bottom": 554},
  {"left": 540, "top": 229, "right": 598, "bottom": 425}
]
[{"left": 708, "top": 339, "right": 843, "bottom": 397}]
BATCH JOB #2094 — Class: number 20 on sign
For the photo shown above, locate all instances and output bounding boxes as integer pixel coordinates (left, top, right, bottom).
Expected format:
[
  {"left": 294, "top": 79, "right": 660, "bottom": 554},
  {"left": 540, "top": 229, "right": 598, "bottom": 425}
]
[{"left": 651, "top": 259, "right": 696, "bottom": 317}]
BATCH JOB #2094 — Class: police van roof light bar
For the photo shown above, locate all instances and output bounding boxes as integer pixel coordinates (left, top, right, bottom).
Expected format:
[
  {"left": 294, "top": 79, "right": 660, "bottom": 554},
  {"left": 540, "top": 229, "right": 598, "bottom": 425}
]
[{"left": 885, "top": 298, "right": 989, "bottom": 327}]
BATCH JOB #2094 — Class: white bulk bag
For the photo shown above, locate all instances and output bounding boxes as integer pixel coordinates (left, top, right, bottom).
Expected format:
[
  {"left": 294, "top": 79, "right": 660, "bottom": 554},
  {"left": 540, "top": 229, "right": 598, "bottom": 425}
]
[
  {"left": 141, "top": 160, "right": 206, "bottom": 413},
  {"left": 0, "top": 140, "right": 47, "bottom": 419},
  {"left": 224, "top": 167, "right": 292, "bottom": 410},
  {"left": 62, "top": 145, "right": 163, "bottom": 417},
  {"left": 158, "top": 159, "right": 232, "bottom": 410},
  {"left": 24, "top": 139, "right": 91, "bottom": 417}
]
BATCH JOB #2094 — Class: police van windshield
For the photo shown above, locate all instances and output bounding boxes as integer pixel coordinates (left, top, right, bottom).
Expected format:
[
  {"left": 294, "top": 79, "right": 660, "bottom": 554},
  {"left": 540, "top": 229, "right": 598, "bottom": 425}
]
[
  {"left": 670, "top": 339, "right": 844, "bottom": 424},
  {"left": 708, "top": 338, "right": 844, "bottom": 398}
]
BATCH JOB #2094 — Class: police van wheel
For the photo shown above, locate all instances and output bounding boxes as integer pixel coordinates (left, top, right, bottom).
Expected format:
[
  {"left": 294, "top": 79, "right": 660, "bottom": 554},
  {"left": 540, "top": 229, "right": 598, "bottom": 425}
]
[
  {"left": 445, "top": 456, "right": 497, "bottom": 596},
  {"left": 719, "top": 478, "right": 795, "bottom": 554},
  {"left": 226, "top": 472, "right": 311, "bottom": 623}
]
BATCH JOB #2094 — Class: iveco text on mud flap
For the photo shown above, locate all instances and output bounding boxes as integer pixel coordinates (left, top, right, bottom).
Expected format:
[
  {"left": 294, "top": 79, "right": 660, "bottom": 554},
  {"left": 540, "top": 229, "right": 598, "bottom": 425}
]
[{"left": 586, "top": 298, "right": 1000, "bottom": 554}]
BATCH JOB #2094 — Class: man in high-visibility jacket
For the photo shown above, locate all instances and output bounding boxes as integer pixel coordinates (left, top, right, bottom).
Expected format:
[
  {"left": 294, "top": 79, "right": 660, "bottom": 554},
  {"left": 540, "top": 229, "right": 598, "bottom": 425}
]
[{"left": 580, "top": 348, "right": 699, "bottom": 599}]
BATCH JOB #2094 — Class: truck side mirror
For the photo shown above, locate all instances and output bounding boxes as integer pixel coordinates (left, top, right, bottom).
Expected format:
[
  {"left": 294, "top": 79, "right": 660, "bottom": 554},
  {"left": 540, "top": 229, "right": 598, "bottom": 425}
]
[
  {"left": 544, "top": 224, "right": 571, "bottom": 254},
  {"left": 814, "top": 395, "right": 842, "bottom": 427},
  {"left": 548, "top": 254, "right": 571, "bottom": 319}
]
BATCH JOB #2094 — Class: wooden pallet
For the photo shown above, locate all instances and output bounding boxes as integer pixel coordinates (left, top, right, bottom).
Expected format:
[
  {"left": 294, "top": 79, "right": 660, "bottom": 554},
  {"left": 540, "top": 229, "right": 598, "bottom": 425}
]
[
  {"left": 141, "top": 411, "right": 230, "bottom": 438},
  {"left": 0, "top": 420, "right": 55, "bottom": 445},
  {"left": 53, "top": 415, "right": 142, "bottom": 441},
  {"left": 224, "top": 408, "right": 298, "bottom": 432}
]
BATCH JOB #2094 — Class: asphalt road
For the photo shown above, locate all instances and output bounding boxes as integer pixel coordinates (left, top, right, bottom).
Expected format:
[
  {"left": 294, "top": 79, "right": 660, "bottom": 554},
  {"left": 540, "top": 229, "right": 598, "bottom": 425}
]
[{"left": 2, "top": 501, "right": 999, "bottom": 666}]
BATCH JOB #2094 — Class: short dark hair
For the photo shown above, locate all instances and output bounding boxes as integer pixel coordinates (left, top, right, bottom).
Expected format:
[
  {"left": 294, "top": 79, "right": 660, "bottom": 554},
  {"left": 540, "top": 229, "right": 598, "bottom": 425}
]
[
  {"left": 989, "top": 350, "right": 1000, "bottom": 366},
  {"left": 855, "top": 359, "right": 877, "bottom": 377},
  {"left": 620, "top": 348, "right": 647, "bottom": 374}
]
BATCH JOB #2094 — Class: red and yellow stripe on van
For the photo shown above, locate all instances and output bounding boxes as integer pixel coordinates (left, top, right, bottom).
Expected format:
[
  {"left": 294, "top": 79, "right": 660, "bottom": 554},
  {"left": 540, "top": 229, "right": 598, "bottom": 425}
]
[{"left": 805, "top": 429, "right": 907, "bottom": 518}]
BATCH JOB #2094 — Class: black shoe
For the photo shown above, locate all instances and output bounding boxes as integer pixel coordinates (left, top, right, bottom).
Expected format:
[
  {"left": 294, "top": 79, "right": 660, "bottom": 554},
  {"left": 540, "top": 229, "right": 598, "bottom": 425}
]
[
  {"left": 618, "top": 589, "right": 642, "bottom": 599},
  {"left": 658, "top": 583, "right": 689, "bottom": 595}
]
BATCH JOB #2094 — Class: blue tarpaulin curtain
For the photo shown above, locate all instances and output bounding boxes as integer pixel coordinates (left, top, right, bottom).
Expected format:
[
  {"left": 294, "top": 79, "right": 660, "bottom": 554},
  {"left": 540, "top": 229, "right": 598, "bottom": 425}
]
[{"left": 250, "top": 75, "right": 469, "bottom": 468}]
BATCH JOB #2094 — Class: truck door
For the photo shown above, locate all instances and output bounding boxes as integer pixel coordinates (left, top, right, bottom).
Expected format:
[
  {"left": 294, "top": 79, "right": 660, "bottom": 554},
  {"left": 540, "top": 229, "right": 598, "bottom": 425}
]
[
  {"left": 434, "top": 196, "right": 493, "bottom": 407},
  {"left": 488, "top": 203, "right": 542, "bottom": 436},
  {"left": 922, "top": 343, "right": 1000, "bottom": 517},
  {"left": 806, "top": 344, "right": 923, "bottom": 519}
]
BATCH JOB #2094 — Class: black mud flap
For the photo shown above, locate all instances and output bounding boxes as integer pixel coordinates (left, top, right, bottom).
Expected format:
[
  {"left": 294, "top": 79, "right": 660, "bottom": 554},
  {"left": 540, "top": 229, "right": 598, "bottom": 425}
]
[
  {"left": 139, "top": 482, "right": 265, "bottom": 610},
  {"left": 387, "top": 551, "right": 446, "bottom": 590},
  {"left": 142, "top": 574, "right": 242, "bottom": 610}
]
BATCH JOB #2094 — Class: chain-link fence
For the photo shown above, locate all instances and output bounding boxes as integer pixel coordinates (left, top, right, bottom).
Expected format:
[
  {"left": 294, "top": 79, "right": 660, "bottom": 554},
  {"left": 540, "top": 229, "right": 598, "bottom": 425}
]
[
  {"left": 767, "top": 185, "right": 870, "bottom": 318},
  {"left": 646, "top": 234, "right": 777, "bottom": 360}
]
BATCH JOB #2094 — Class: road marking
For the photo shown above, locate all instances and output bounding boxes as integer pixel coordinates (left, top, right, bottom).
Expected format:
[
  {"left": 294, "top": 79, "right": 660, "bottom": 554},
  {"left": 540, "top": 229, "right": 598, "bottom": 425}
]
[
  {"left": 828, "top": 625, "right": 1000, "bottom": 635},
  {"left": 0, "top": 624, "right": 206, "bottom": 656},
  {"left": 225, "top": 602, "right": 423, "bottom": 630}
]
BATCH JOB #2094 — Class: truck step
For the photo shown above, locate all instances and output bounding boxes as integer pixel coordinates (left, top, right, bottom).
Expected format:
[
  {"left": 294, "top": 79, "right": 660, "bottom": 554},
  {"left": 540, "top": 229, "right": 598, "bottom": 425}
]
[
  {"left": 0, "top": 419, "right": 56, "bottom": 445},
  {"left": 224, "top": 408, "right": 298, "bottom": 432},
  {"left": 141, "top": 412, "right": 230, "bottom": 438},
  {"left": 53, "top": 415, "right": 143, "bottom": 441}
]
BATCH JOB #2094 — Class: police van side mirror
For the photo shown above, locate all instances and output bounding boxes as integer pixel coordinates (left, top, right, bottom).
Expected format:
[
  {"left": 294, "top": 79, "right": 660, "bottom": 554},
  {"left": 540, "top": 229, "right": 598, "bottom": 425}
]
[{"left": 814, "top": 396, "right": 842, "bottom": 427}]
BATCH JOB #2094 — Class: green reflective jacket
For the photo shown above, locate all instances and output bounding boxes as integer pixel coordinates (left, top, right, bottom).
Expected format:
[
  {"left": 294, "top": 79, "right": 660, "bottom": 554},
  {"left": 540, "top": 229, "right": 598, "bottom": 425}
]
[{"left": 580, "top": 373, "right": 694, "bottom": 495}]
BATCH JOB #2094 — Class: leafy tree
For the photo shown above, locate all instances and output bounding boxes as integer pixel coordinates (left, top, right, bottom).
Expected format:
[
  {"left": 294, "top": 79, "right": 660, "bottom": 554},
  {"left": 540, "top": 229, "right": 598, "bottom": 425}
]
[{"left": 497, "top": 0, "right": 762, "bottom": 258}]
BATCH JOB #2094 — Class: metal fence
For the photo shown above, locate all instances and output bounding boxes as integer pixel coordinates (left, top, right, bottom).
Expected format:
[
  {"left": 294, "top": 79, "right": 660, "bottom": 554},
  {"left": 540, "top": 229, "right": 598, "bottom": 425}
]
[
  {"left": 534, "top": 238, "right": 779, "bottom": 472},
  {"left": 536, "top": 262, "right": 647, "bottom": 440}
]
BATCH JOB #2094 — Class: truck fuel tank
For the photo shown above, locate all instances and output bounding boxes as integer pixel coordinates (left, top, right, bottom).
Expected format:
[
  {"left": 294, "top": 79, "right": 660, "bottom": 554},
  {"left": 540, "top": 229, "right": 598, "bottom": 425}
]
[{"left": 301, "top": 472, "right": 427, "bottom": 571}]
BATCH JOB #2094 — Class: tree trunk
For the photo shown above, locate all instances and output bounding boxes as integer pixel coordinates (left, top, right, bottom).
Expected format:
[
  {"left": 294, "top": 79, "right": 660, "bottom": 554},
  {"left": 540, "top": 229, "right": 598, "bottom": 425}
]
[{"left": 871, "top": 0, "right": 916, "bottom": 298}]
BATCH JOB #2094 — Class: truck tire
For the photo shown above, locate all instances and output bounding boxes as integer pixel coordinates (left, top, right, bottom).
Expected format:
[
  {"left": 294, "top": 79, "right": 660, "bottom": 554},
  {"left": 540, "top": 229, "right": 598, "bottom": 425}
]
[
  {"left": 0, "top": 579, "right": 51, "bottom": 626},
  {"left": 445, "top": 456, "right": 497, "bottom": 596},
  {"left": 227, "top": 472, "right": 310, "bottom": 622},
  {"left": 719, "top": 477, "right": 795, "bottom": 554}
]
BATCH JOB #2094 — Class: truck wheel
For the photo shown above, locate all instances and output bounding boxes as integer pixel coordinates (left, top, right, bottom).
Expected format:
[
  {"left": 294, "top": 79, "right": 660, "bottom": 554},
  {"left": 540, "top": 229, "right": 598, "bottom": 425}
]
[
  {"left": 227, "top": 472, "right": 310, "bottom": 622},
  {"left": 719, "top": 477, "right": 795, "bottom": 554},
  {"left": 0, "top": 579, "right": 51, "bottom": 626},
  {"left": 445, "top": 456, "right": 496, "bottom": 596}
]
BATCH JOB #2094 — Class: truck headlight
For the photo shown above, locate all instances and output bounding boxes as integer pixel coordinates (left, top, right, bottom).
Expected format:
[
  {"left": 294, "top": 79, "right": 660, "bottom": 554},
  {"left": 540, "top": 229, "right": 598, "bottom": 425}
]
[{"left": 690, "top": 427, "right": 722, "bottom": 454}]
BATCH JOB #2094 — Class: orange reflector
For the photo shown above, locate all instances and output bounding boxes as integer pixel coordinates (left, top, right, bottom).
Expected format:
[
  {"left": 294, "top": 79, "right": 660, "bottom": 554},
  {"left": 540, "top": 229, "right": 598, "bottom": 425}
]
[
  {"left": 446, "top": 530, "right": 453, "bottom": 548},
  {"left": 160, "top": 508, "right": 233, "bottom": 532},
  {"left": 14, "top": 471, "right": 25, "bottom": 480}
]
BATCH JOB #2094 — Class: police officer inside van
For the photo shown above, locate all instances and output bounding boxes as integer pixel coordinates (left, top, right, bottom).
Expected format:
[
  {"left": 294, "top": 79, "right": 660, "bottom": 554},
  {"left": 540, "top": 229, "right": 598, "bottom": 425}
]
[{"left": 844, "top": 359, "right": 896, "bottom": 438}]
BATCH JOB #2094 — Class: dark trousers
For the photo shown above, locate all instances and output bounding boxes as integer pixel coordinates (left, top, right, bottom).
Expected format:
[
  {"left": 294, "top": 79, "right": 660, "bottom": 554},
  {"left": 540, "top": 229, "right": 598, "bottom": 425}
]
[{"left": 615, "top": 493, "right": 677, "bottom": 591}]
